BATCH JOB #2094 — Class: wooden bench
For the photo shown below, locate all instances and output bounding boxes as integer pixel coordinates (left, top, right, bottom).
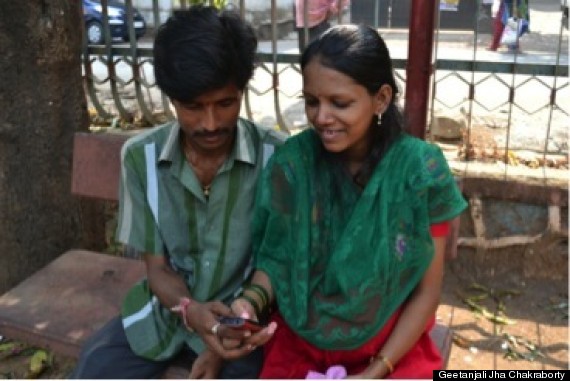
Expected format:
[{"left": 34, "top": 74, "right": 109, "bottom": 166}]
[{"left": 0, "top": 131, "right": 453, "bottom": 377}]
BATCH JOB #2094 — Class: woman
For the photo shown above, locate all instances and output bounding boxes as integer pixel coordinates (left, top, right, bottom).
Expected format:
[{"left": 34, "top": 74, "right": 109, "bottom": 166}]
[
  {"left": 231, "top": 25, "right": 467, "bottom": 378},
  {"left": 488, "top": 0, "right": 530, "bottom": 52}
]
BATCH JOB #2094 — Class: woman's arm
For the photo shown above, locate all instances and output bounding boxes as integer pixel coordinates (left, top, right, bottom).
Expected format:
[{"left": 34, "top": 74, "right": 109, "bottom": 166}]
[
  {"left": 231, "top": 270, "right": 274, "bottom": 320},
  {"left": 353, "top": 236, "right": 446, "bottom": 379},
  {"left": 230, "top": 270, "right": 278, "bottom": 347}
]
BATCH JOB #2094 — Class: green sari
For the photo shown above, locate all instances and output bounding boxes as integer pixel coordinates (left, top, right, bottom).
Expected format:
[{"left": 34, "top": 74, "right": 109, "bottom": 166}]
[{"left": 253, "top": 129, "right": 467, "bottom": 350}]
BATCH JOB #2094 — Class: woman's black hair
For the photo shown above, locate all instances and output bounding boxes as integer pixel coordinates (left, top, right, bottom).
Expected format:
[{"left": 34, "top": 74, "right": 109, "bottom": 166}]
[
  {"left": 153, "top": 5, "right": 257, "bottom": 102},
  {"left": 300, "top": 24, "right": 406, "bottom": 187}
]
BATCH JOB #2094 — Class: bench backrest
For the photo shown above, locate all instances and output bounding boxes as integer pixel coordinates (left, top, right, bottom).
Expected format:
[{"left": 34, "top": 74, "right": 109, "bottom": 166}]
[{"left": 72, "top": 132, "right": 131, "bottom": 201}]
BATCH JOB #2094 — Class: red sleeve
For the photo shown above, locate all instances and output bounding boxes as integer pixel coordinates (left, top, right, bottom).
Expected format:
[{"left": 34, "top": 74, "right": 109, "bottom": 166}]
[{"left": 429, "top": 221, "right": 450, "bottom": 237}]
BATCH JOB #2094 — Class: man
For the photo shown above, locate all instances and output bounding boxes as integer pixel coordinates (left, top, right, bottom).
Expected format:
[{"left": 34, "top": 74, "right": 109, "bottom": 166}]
[{"left": 71, "top": 6, "right": 286, "bottom": 379}]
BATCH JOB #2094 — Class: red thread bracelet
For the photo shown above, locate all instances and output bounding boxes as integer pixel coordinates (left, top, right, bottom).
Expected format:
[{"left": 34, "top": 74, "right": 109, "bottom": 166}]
[{"left": 170, "top": 297, "right": 194, "bottom": 332}]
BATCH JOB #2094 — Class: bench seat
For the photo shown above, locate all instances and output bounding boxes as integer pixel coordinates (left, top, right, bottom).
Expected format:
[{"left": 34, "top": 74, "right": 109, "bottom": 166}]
[{"left": 0, "top": 250, "right": 145, "bottom": 358}]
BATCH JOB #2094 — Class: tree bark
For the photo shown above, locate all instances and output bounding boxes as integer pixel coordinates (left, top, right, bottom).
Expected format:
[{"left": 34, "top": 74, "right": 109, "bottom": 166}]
[{"left": 0, "top": 1, "right": 105, "bottom": 293}]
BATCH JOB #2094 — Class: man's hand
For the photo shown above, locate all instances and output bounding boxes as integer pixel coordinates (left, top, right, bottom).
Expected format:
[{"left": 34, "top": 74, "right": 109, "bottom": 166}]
[
  {"left": 186, "top": 300, "right": 257, "bottom": 360},
  {"left": 189, "top": 349, "right": 223, "bottom": 379}
]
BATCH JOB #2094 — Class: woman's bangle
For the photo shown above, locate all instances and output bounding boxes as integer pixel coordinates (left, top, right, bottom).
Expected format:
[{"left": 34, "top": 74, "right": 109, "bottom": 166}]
[
  {"left": 170, "top": 297, "right": 194, "bottom": 332},
  {"left": 371, "top": 353, "right": 394, "bottom": 374},
  {"left": 238, "top": 293, "right": 262, "bottom": 317},
  {"left": 244, "top": 284, "right": 270, "bottom": 309}
]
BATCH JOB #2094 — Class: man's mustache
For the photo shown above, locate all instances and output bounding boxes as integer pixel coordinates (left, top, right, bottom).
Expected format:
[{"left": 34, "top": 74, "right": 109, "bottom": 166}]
[{"left": 191, "top": 128, "right": 232, "bottom": 138}]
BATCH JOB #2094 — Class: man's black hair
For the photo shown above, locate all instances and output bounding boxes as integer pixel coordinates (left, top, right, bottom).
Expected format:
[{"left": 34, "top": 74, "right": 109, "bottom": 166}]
[{"left": 153, "top": 5, "right": 258, "bottom": 102}]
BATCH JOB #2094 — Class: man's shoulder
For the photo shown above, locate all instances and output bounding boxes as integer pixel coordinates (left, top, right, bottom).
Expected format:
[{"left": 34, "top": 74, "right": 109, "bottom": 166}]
[
  {"left": 238, "top": 118, "right": 288, "bottom": 147},
  {"left": 122, "top": 121, "right": 177, "bottom": 154}
]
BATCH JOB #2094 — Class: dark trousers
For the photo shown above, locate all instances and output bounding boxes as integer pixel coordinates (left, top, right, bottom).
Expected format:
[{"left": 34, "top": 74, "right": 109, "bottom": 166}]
[{"left": 70, "top": 316, "right": 263, "bottom": 379}]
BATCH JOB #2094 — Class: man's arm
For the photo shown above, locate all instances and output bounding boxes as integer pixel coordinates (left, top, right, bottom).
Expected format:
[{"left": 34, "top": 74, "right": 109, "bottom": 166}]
[
  {"left": 144, "top": 254, "right": 256, "bottom": 360},
  {"left": 144, "top": 254, "right": 193, "bottom": 309}
]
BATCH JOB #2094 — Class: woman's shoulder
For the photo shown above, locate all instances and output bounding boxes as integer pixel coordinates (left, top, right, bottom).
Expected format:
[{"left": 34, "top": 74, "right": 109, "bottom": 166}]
[
  {"left": 273, "top": 128, "right": 319, "bottom": 157},
  {"left": 388, "top": 134, "right": 451, "bottom": 184},
  {"left": 392, "top": 134, "right": 444, "bottom": 161}
]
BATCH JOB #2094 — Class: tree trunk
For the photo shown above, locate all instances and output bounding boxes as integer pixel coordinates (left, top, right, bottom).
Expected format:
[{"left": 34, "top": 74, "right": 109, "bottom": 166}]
[{"left": 0, "top": 1, "right": 105, "bottom": 293}]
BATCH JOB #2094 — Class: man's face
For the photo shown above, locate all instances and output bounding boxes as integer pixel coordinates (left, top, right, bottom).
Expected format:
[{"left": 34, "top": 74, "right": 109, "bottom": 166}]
[{"left": 172, "top": 83, "right": 242, "bottom": 154}]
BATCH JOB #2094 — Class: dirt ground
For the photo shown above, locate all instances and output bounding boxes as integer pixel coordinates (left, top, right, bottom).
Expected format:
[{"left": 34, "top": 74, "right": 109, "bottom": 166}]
[
  {"left": 439, "top": 265, "right": 568, "bottom": 372},
  {"left": 0, "top": 261, "right": 567, "bottom": 378}
]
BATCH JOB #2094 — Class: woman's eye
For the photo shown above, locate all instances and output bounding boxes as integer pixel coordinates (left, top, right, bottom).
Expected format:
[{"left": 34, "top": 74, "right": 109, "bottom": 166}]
[
  {"left": 333, "top": 101, "right": 350, "bottom": 109},
  {"left": 304, "top": 98, "right": 318, "bottom": 107}
]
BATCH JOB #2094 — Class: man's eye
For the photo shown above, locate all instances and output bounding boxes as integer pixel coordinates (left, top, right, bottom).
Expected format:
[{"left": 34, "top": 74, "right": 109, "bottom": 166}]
[{"left": 219, "top": 99, "right": 236, "bottom": 107}]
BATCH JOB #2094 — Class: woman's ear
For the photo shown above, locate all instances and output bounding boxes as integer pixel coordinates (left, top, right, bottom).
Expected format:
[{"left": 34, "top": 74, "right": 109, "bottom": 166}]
[{"left": 374, "top": 84, "right": 393, "bottom": 115}]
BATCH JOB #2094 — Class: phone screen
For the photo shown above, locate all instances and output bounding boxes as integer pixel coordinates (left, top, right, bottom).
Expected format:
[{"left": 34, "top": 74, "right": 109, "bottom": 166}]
[{"left": 219, "top": 316, "right": 265, "bottom": 332}]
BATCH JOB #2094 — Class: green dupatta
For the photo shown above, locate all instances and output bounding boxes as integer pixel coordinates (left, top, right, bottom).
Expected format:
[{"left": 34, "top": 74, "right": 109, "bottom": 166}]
[{"left": 253, "top": 129, "right": 467, "bottom": 350}]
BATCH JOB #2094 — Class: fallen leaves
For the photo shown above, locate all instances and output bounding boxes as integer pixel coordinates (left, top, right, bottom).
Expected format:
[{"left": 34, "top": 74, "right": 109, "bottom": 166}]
[
  {"left": 457, "top": 282, "right": 519, "bottom": 327},
  {"left": 454, "top": 281, "right": 556, "bottom": 363},
  {"left": 0, "top": 338, "right": 57, "bottom": 379}
]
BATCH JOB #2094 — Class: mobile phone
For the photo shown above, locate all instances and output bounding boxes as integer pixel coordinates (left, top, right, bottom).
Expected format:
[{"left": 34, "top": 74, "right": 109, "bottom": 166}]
[{"left": 218, "top": 316, "right": 265, "bottom": 332}]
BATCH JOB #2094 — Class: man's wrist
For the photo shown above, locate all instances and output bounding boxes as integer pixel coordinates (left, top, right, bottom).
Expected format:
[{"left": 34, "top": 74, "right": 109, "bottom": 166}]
[{"left": 170, "top": 296, "right": 194, "bottom": 331}]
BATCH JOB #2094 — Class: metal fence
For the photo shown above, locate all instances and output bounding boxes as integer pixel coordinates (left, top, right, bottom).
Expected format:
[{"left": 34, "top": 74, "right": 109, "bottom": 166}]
[{"left": 82, "top": 0, "right": 569, "bottom": 179}]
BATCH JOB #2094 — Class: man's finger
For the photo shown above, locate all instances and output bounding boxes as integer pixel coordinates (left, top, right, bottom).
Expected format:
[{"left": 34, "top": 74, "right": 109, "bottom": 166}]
[
  {"left": 216, "top": 324, "right": 251, "bottom": 340},
  {"left": 203, "top": 334, "right": 253, "bottom": 361},
  {"left": 221, "top": 345, "right": 260, "bottom": 361},
  {"left": 207, "top": 301, "right": 234, "bottom": 317}
]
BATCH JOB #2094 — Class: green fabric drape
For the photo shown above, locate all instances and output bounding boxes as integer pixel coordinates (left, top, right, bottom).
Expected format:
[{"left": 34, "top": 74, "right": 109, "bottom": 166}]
[{"left": 254, "top": 129, "right": 467, "bottom": 350}]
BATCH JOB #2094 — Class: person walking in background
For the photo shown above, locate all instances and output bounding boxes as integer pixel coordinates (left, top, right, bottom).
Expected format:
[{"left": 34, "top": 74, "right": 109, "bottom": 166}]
[
  {"left": 488, "top": 0, "right": 505, "bottom": 51},
  {"left": 488, "top": 0, "right": 530, "bottom": 52},
  {"left": 295, "top": 0, "right": 349, "bottom": 53},
  {"left": 230, "top": 25, "right": 468, "bottom": 378},
  {"left": 70, "top": 6, "right": 285, "bottom": 379}
]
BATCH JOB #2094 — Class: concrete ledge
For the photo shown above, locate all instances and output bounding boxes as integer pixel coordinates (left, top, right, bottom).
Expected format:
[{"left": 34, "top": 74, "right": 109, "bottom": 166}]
[{"left": 462, "top": 176, "right": 568, "bottom": 207}]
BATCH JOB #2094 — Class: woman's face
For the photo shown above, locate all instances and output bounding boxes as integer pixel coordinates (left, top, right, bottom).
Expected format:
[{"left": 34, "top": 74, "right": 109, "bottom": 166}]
[{"left": 302, "top": 59, "right": 391, "bottom": 161}]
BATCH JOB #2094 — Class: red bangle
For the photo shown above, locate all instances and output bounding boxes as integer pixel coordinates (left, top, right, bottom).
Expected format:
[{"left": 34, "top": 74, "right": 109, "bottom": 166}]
[{"left": 170, "top": 297, "right": 194, "bottom": 332}]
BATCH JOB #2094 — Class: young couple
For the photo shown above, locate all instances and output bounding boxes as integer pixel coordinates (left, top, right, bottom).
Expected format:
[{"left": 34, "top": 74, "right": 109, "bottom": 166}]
[{"left": 71, "top": 5, "right": 466, "bottom": 379}]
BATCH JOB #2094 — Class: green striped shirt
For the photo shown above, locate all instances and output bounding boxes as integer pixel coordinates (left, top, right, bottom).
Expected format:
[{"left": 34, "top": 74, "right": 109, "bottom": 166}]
[{"left": 116, "top": 118, "right": 286, "bottom": 360}]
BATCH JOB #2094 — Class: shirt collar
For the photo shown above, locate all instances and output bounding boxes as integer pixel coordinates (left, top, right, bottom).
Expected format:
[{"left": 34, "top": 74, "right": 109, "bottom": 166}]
[{"left": 157, "top": 118, "right": 257, "bottom": 166}]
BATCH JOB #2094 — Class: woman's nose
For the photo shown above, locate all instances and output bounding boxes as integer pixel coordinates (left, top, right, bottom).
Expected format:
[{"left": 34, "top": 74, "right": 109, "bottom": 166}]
[{"left": 315, "top": 105, "right": 332, "bottom": 125}]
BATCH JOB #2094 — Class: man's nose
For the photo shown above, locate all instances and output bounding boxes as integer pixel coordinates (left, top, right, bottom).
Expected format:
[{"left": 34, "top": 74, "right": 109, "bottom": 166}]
[{"left": 202, "top": 107, "right": 217, "bottom": 131}]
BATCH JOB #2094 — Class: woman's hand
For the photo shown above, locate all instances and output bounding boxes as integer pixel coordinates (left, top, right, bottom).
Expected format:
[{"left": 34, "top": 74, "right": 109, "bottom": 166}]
[
  {"left": 189, "top": 349, "right": 223, "bottom": 379},
  {"left": 345, "top": 362, "right": 388, "bottom": 379},
  {"left": 230, "top": 297, "right": 277, "bottom": 349},
  {"left": 231, "top": 297, "right": 258, "bottom": 322}
]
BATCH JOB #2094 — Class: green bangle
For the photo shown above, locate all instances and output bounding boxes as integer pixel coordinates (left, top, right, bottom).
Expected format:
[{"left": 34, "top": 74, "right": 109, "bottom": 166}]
[
  {"left": 244, "top": 284, "right": 270, "bottom": 308},
  {"left": 239, "top": 293, "right": 261, "bottom": 317}
]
